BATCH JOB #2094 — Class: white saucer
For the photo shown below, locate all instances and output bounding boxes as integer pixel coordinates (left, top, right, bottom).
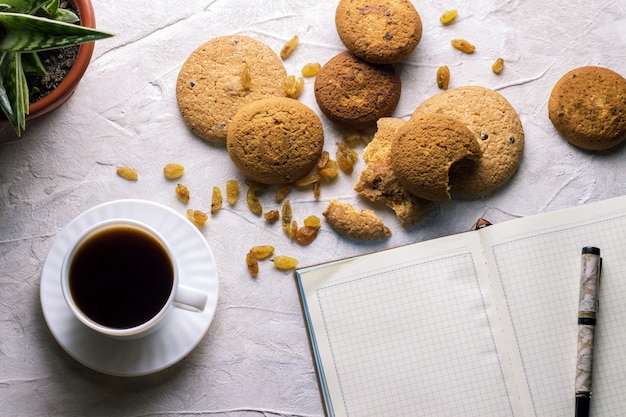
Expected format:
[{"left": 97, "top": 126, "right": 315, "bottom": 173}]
[{"left": 40, "top": 199, "right": 219, "bottom": 377}]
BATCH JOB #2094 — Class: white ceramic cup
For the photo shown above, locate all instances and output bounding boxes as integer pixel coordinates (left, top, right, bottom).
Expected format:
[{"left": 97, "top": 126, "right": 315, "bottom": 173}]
[{"left": 61, "top": 219, "right": 207, "bottom": 339}]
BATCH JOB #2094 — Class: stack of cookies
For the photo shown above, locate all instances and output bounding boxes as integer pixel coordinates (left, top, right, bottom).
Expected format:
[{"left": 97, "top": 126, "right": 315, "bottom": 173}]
[
  {"left": 314, "top": 0, "right": 423, "bottom": 129},
  {"left": 176, "top": 36, "right": 289, "bottom": 145},
  {"left": 176, "top": 35, "right": 325, "bottom": 186},
  {"left": 316, "top": 3, "right": 525, "bottom": 235},
  {"left": 355, "top": 86, "right": 525, "bottom": 229}
]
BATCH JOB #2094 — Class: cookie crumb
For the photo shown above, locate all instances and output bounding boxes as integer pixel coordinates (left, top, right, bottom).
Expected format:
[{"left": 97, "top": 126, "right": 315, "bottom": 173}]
[{"left": 323, "top": 199, "right": 391, "bottom": 240}]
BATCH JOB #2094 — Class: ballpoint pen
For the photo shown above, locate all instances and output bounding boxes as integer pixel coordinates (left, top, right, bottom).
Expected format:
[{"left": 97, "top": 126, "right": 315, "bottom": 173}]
[{"left": 575, "top": 246, "right": 602, "bottom": 417}]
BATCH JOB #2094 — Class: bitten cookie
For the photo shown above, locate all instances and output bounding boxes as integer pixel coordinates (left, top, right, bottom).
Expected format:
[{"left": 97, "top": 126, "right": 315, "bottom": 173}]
[
  {"left": 335, "top": 0, "right": 422, "bottom": 64},
  {"left": 412, "top": 86, "right": 524, "bottom": 196},
  {"left": 354, "top": 117, "right": 434, "bottom": 228},
  {"left": 323, "top": 199, "right": 391, "bottom": 240},
  {"left": 226, "top": 97, "right": 324, "bottom": 185},
  {"left": 391, "top": 113, "right": 481, "bottom": 202},
  {"left": 314, "top": 51, "right": 401, "bottom": 128},
  {"left": 548, "top": 66, "right": 626, "bottom": 151},
  {"left": 176, "top": 35, "right": 287, "bottom": 144}
]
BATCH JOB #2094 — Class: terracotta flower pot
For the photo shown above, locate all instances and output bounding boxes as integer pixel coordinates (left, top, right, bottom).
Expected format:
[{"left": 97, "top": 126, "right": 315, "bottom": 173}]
[{"left": 25, "top": 0, "right": 97, "bottom": 121}]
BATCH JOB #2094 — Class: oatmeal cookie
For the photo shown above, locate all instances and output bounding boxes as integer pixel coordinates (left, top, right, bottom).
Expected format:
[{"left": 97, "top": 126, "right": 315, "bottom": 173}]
[
  {"left": 335, "top": 0, "right": 422, "bottom": 64},
  {"left": 314, "top": 51, "right": 401, "bottom": 128},
  {"left": 226, "top": 97, "right": 324, "bottom": 185},
  {"left": 412, "top": 86, "right": 524, "bottom": 196},
  {"left": 176, "top": 35, "right": 287, "bottom": 144},
  {"left": 391, "top": 113, "right": 481, "bottom": 202},
  {"left": 548, "top": 66, "right": 626, "bottom": 151}
]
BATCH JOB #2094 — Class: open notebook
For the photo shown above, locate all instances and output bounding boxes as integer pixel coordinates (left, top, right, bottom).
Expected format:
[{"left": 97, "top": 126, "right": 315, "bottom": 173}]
[{"left": 295, "top": 196, "right": 626, "bottom": 417}]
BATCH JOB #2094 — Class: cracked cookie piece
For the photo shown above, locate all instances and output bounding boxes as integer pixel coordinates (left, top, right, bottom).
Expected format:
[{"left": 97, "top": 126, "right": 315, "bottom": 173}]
[
  {"left": 226, "top": 97, "right": 324, "bottom": 185},
  {"left": 354, "top": 117, "right": 434, "bottom": 228},
  {"left": 412, "top": 86, "right": 524, "bottom": 196},
  {"left": 391, "top": 113, "right": 481, "bottom": 202},
  {"left": 335, "top": 0, "right": 422, "bottom": 64},
  {"left": 548, "top": 66, "right": 626, "bottom": 151},
  {"left": 176, "top": 35, "right": 287, "bottom": 144},
  {"left": 314, "top": 51, "right": 401, "bottom": 128},
  {"left": 323, "top": 199, "right": 391, "bottom": 240}
]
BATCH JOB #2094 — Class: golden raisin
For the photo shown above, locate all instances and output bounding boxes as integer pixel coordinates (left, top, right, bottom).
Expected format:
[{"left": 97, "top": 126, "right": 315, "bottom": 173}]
[
  {"left": 282, "top": 200, "right": 293, "bottom": 236},
  {"left": 290, "top": 220, "right": 298, "bottom": 240},
  {"left": 303, "top": 215, "right": 321, "bottom": 229},
  {"left": 246, "top": 252, "right": 259, "bottom": 277},
  {"left": 246, "top": 187, "right": 262, "bottom": 215},
  {"left": 241, "top": 63, "right": 252, "bottom": 90},
  {"left": 163, "top": 163, "right": 184, "bottom": 180},
  {"left": 264, "top": 210, "right": 280, "bottom": 222},
  {"left": 250, "top": 245, "right": 275, "bottom": 260},
  {"left": 226, "top": 180, "right": 239, "bottom": 205},
  {"left": 285, "top": 75, "right": 305, "bottom": 98},
  {"left": 451, "top": 39, "right": 476, "bottom": 54},
  {"left": 318, "top": 159, "right": 339, "bottom": 179},
  {"left": 283, "top": 221, "right": 293, "bottom": 238},
  {"left": 340, "top": 129, "right": 369, "bottom": 146},
  {"left": 296, "top": 174, "right": 321, "bottom": 187},
  {"left": 336, "top": 142, "right": 358, "bottom": 174},
  {"left": 317, "top": 150, "right": 330, "bottom": 169},
  {"left": 295, "top": 226, "right": 318, "bottom": 245},
  {"left": 280, "top": 35, "right": 299, "bottom": 59},
  {"left": 301, "top": 62, "right": 321, "bottom": 77},
  {"left": 186, "top": 209, "right": 208, "bottom": 228},
  {"left": 211, "top": 186, "right": 222, "bottom": 215},
  {"left": 359, "top": 131, "right": 372, "bottom": 145},
  {"left": 440, "top": 9, "right": 458, "bottom": 25},
  {"left": 275, "top": 184, "right": 292, "bottom": 202},
  {"left": 492, "top": 57, "right": 504, "bottom": 74},
  {"left": 116, "top": 167, "right": 138, "bottom": 181},
  {"left": 313, "top": 181, "right": 321, "bottom": 199},
  {"left": 176, "top": 184, "right": 190, "bottom": 203},
  {"left": 245, "top": 180, "right": 269, "bottom": 194},
  {"left": 437, "top": 65, "right": 450, "bottom": 90},
  {"left": 272, "top": 255, "right": 299, "bottom": 270}
]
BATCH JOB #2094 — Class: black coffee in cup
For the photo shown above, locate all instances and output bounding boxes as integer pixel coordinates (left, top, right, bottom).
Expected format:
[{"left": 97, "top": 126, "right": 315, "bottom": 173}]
[{"left": 68, "top": 225, "right": 174, "bottom": 329}]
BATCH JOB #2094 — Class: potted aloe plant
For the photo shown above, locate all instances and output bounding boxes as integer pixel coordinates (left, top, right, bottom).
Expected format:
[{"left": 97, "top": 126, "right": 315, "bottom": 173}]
[{"left": 0, "top": 0, "right": 112, "bottom": 136}]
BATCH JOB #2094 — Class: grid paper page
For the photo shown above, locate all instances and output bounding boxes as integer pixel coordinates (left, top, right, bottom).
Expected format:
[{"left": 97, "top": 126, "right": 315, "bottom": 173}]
[
  {"left": 316, "top": 252, "right": 514, "bottom": 417},
  {"left": 491, "top": 214, "right": 626, "bottom": 417}
]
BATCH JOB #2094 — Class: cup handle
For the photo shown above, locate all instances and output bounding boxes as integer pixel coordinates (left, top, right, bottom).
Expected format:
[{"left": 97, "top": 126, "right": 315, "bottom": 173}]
[{"left": 173, "top": 285, "right": 208, "bottom": 312}]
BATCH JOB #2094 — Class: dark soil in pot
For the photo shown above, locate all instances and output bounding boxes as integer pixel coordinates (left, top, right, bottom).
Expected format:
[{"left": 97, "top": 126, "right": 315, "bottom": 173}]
[
  {"left": 26, "top": 0, "right": 81, "bottom": 103},
  {"left": 27, "top": 46, "right": 79, "bottom": 103}
]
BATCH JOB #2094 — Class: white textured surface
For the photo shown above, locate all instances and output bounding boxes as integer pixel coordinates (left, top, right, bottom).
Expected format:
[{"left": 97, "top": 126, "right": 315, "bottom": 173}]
[{"left": 0, "top": 0, "right": 625, "bottom": 416}]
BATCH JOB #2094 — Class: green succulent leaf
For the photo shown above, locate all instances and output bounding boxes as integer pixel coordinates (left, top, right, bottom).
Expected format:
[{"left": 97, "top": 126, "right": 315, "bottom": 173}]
[
  {"left": 0, "top": 0, "right": 79, "bottom": 21},
  {"left": 0, "top": 51, "right": 27, "bottom": 136},
  {"left": 0, "top": 12, "right": 113, "bottom": 52},
  {"left": 0, "top": 0, "right": 47, "bottom": 14},
  {"left": 38, "top": 0, "right": 78, "bottom": 22},
  {"left": 21, "top": 51, "right": 45, "bottom": 75},
  {"left": 0, "top": 53, "right": 15, "bottom": 124},
  {"left": 49, "top": 7, "right": 78, "bottom": 23},
  {"left": 40, "top": 0, "right": 58, "bottom": 16}
]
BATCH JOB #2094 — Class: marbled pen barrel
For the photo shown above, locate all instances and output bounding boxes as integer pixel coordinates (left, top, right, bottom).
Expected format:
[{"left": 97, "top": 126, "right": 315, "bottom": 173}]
[{"left": 575, "top": 246, "right": 601, "bottom": 417}]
